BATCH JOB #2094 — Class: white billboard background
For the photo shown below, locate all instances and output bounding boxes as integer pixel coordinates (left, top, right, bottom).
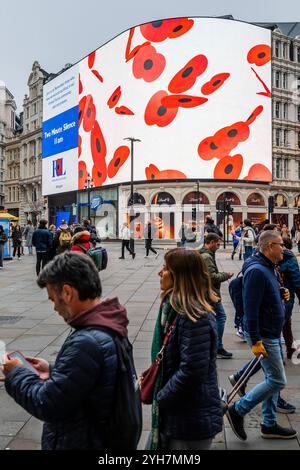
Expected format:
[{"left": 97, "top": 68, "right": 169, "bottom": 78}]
[{"left": 43, "top": 18, "right": 272, "bottom": 195}]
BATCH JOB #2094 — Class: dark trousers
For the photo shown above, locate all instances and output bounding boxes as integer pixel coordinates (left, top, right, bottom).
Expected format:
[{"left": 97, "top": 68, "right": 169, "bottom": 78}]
[
  {"left": 36, "top": 252, "right": 48, "bottom": 275},
  {"left": 121, "top": 240, "right": 133, "bottom": 258},
  {"left": 145, "top": 240, "right": 157, "bottom": 256},
  {"left": 13, "top": 246, "right": 21, "bottom": 258}
]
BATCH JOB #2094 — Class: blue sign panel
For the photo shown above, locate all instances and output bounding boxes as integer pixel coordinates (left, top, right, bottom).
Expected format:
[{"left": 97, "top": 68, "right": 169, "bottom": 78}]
[
  {"left": 56, "top": 211, "right": 71, "bottom": 228},
  {"left": 1, "top": 218, "right": 10, "bottom": 258},
  {"left": 42, "top": 105, "right": 78, "bottom": 158},
  {"left": 91, "top": 196, "right": 103, "bottom": 211}
]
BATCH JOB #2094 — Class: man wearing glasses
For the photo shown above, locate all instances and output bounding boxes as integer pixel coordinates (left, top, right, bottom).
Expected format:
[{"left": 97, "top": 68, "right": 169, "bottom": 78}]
[{"left": 227, "top": 230, "right": 297, "bottom": 441}]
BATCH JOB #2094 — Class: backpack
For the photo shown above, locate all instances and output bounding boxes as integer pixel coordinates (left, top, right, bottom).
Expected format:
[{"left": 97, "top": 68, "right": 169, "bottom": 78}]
[
  {"left": 86, "top": 326, "right": 142, "bottom": 450},
  {"left": 229, "top": 263, "right": 260, "bottom": 321},
  {"left": 77, "top": 242, "right": 108, "bottom": 271},
  {"left": 59, "top": 230, "right": 72, "bottom": 247}
]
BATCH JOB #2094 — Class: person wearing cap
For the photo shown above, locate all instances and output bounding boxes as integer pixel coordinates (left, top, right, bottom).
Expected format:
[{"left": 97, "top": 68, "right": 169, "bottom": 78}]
[{"left": 53, "top": 220, "right": 72, "bottom": 254}]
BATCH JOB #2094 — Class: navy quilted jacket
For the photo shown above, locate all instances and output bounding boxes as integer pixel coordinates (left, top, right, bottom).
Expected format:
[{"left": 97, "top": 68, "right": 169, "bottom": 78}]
[
  {"left": 157, "top": 312, "right": 223, "bottom": 440},
  {"left": 5, "top": 298, "right": 128, "bottom": 450}
]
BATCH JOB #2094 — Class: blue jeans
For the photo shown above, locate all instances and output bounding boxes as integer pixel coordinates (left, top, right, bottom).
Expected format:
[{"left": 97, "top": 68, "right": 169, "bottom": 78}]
[
  {"left": 243, "top": 246, "right": 253, "bottom": 261},
  {"left": 235, "top": 334, "right": 286, "bottom": 427},
  {"left": 213, "top": 301, "right": 227, "bottom": 350}
]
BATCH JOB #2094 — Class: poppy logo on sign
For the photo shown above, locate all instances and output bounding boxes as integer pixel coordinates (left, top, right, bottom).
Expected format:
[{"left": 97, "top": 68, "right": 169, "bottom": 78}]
[{"left": 52, "top": 158, "right": 66, "bottom": 178}]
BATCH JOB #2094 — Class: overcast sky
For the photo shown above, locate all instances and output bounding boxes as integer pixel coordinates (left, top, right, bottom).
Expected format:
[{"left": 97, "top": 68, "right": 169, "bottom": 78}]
[{"left": 1, "top": 0, "right": 300, "bottom": 111}]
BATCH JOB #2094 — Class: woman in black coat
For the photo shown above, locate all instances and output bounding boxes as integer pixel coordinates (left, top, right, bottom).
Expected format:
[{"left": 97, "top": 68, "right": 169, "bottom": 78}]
[
  {"left": 12, "top": 224, "right": 23, "bottom": 259},
  {"left": 149, "top": 248, "right": 223, "bottom": 450}
]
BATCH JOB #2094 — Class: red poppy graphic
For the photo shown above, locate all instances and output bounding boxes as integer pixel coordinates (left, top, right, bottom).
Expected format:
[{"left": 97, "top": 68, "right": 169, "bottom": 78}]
[
  {"left": 145, "top": 164, "right": 187, "bottom": 180},
  {"left": 244, "top": 164, "right": 272, "bottom": 182},
  {"left": 168, "top": 18, "right": 194, "bottom": 39},
  {"left": 107, "top": 86, "right": 121, "bottom": 109},
  {"left": 92, "top": 161, "right": 107, "bottom": 187},
  {"left": 78, "top": 161, "right": 88, "bottom": 190},
  {"left": 140, "top": 18, "right": 194, "bottom": 42},
  {"left": 90, "top": 120, "right": 107, "bottom": 164},
  {"left": 161, "top": 94, "right": 207, "bottom": 108},
  {"left": 88, "top": 51, "right": 96, "bottom": 69},
  {"left": 125, "top": 27, "right": 150, "bottom": 62},
  {"left": 168, "top": 55, "right": 208, "bottom": 93},
  {"left": 198, "top": 136, "right": 230, "bottom": 161},
  {"left": 108, "top": 146, "right": 130, "bottom": 178},
  {"left": 144, "top": 90, "right": 178, "bottom": 127},
  {"left": 78, "top": 135, "right": 82, "bottom": 158},
  {"left": 78, "top": 96, "right": 87, "bottom": 128},
  {"left": 246, "top": 105, "right": 264, "bottom": 125},
  {"left": 214, "top": 154, "right": 243, "bottom": 180},
  {"left": 79, "top": 74, "right": 83, "bottom": 95},
  {"left": 251, "top": 67, "right": 272, "bottom": 98},
  {"left": 132, "top": 44, "right": 166, "bottom": 82},
  {"left": 201, "top": 73, "right": 230, "bottom": 95},
  {"left": 83, "top": 95, "right": 96, "bottom": 132},
  {"left": 92, "top": 70, "right": 103, "bottom": 83},
  {"left": 247, "top": 44, "right": 271, "bottom": 66},
  {"left": 115, "top": 106, "right": 134, "bottom": 115}
]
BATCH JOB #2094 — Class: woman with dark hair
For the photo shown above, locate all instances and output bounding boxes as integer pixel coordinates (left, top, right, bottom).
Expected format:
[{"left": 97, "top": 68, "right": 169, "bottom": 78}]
[
  {"left": 148, "top": 248, "right": 223, "bottom": 450},
  {"left": 12, "top": 224, "right": 22, "bottom": 259},
  {"left": 0, "top": 225, "right": 8, "bottom": 268}
]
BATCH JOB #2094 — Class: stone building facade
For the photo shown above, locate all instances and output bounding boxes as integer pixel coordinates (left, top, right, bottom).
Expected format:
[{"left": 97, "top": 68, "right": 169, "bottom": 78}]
[{"left": 0, "top": 82, "right": 16, "bottom": 209}]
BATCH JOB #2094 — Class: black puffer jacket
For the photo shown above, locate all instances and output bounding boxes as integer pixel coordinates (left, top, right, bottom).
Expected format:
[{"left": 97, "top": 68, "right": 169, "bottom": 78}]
[
  {"left": 5, "top": 299, "right": 128, "bottom": 450},
  {"left": 157, "top": 312, "right": 223, "bottom": 441}
]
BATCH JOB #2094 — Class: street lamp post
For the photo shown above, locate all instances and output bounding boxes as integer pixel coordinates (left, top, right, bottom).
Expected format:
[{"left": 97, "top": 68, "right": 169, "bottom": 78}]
[
  {"left": 84, "top": 174, "right": 94, "bottom": 223},
  {"left": 124, "top": 137, "right": 141, "bottom": 253}
]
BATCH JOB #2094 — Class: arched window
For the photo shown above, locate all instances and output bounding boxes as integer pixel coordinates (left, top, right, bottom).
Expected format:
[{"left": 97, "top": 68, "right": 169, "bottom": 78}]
[
  {"left": 182, "top": 191, "right": 209, "bottom": 205},
  {"left": 294, "top": 195, "right": 300, "bottom": 207},
  {"left": 246, "top": 193, "right": 265, "bottom": 206},
  {"left": 216, "top": 192, "right": 241, "bottom": 206},
  {"left": 128, "top": 192, "right": 145, "bottom": 206},
  {"left": 151, "top": 192, "right": 175, "bottom": 205},
  {"left": 274, "top": 193, "right": 288, "bottom": 208}
]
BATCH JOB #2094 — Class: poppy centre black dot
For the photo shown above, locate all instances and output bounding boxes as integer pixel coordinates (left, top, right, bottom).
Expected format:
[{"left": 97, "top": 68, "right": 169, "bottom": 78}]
[
  {"left": 121, "top": 111, "right": 125, "bottom": 114},
  {"left": 151, "top": 174, "right": 155, "bottom": 179},
  {"left": 225, "top": 164, "right": 233, "bottom": 174},
  {"left": 96, "top": 138, "right": 101, "bottom": 153},
  {"left": 228, "top": 129, "right": 237, "bottom": 137},
  {"left": 212, "top": 79, "right": 221, "bottom": 87},
  {"left": 152, "top": 21, "right": 163, "bottom": 28},
  {"left": 78, "top": 110, "right": 82, "bottom": 120},
  {"left": 114, "top": 158, "right": 121, "bottom": 167},
  {"left": 182, "top": 66, "right": 193, "bottom": 78},
  {"left": 173, "top": 25, "right": 183, "bottom": 32},
  {"left": 157, "top": 105, "right": 167, "bottom": 117},
  {"left": 79, "top": 170, "right": 83, "bottom": 178},
  {"left": 210, "top": 142, "right": 218, "bottom": 150},
  {"left": 97, "top": 171, "right": 102, "bottom": 178},
  {"left": 87, "top": 107, "right": 91, "bottom": 118},
  {"left": 144, "top": 59, "right": 153, "bottom": 70},
  {"left": 179, "top": 98, "right": 191, "bottom": 103},
  {"left": 112, "top": 95, "right": 117, "bottom": 102},
  {"left": 258, "top": 52, "right": 266, "bottom": 59}
]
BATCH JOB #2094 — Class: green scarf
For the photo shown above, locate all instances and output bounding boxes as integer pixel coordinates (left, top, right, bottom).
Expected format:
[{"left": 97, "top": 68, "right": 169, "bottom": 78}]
[{"left": 148, "top": 293, "right": 177, "bottom": 450}]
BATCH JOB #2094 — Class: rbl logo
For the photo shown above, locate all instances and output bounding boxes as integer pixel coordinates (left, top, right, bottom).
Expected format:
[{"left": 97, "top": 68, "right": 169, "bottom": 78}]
[{"left": 52, "top": 158, "right": 66, "bottom": 178}]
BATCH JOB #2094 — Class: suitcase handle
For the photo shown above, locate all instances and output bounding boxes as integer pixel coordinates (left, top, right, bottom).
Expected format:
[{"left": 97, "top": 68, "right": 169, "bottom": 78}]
[{"left": 227, "top": 354, "right": 263, "bottom": 404}]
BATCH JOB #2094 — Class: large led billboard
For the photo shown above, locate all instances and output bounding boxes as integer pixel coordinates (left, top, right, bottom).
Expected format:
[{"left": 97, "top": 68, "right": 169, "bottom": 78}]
[{"left": 42, "top": 17, "right": 272, "bottom": 195}]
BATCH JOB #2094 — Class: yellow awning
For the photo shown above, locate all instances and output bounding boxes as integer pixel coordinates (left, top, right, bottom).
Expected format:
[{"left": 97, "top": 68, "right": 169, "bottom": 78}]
[{"left": 0, "top": 211, "right": 19, "bottom": 220}]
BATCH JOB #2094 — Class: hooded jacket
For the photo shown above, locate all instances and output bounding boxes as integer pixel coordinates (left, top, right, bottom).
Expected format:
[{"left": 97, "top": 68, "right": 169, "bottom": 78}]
[
  {"left": 70, "top": 230, "right": 91, "bottom": 254},
  {"left": 199, "top": 246, "right": 230, "bottom": 296},
  {"left": 5, "top": 298, "right": 128, "bottom": 450},
  {"left": 242, "top": 252, "right": 285, "bottom": 344},
  {"left": 279, "top": 249, "right": 300, "bottom": 302}
]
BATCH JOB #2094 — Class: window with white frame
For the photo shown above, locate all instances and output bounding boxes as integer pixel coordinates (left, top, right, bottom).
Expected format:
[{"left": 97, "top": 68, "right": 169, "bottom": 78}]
[
  {"left": 298, "top": 132, "right": 300, "bottom": 149},
  {"left": 283, "top": 73, "right": 287, "bottom": 89},
  {"left": 298, "top": 106, "right": 300, "bottom": 122},
  {"left": 275, "top": 101, "right": 280, "bottom": 118},
  {"left": 275, "top": 159, "right": 281, "bottom": 178},
  {"left": 283, "top": 43, "right": 287, "bottom": 58},
  {"left": 275, "top": 40, "right": 280, "bottom": 57},
  {"left": 275, "top": 128, "right": 281, "bottom": 146},
  {"left": 283, "top": 103, "right": 288, "bottom": 119},
  {"left": 275, "top": 71, "right": 280, "bottom": 88},
  {"left": 283, "top": 159, "right": 288, "bottom": 178},
  {"left": 284, "top": 129, "right": 289, "bottom": 146}
]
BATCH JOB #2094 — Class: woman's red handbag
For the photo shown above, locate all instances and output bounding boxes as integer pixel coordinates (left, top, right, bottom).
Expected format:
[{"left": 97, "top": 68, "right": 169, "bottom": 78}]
[{"left": 139, "top": 317, "right": 177, "bottom": 405}]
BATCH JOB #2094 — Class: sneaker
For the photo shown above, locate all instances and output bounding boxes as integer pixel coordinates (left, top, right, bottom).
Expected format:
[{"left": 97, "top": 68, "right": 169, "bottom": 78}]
[
  {"left": 228, "top": 373, "right": 246, "bottom": 397},
  {"left": 236, "top": 326, "right": 245, "bottom": 339},
  {"left": 276, "top": 397, "right": 296, "bottom": 414},
  {"left": 119, "top": 256, "right": 125, "bottom": 259},
  {"left": 144, "top": 255, "right": 148, "bottom": 258},
  {"left": 155, "top": 252, "right": 159, "bottom": 259},
  {"left": 217, "top": 348, "right": 233, "bottom": 359},
  {"left": 132, "top": 253, "right": 136, "bottom": 259},
  {"left": 261, "top": 423, "right": 297, "bottom": 439},
  {"left": 226, "top": 404, "right": 247, "bottom": 441}
]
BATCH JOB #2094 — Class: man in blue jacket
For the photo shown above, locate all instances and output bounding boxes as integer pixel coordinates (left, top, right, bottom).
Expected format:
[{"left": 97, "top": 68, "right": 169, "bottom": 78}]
[
  {"left": 227, "top": 230, "right": 297, "bottom": 441},
  {"left": 1, "top": 252, "right": 130, "bottom": 449},
  {"left": 32, "top": 219, "right": 52, "bottom": 275}
]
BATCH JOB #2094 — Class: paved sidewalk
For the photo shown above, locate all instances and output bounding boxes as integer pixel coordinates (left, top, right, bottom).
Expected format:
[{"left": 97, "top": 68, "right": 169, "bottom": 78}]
[{"left": 0, "top": 243, "right": 299, "bottom": 450}]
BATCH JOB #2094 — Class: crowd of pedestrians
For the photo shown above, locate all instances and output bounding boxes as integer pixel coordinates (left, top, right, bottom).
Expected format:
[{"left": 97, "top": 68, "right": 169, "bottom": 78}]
[{"left": 1, "top": 214, "right": 299, "bottom": 450}]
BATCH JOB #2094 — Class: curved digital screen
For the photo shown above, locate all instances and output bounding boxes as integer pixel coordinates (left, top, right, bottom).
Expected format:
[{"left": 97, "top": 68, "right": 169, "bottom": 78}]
[{"left": 42, "top": 17, "right": 272, "bottom": 195}]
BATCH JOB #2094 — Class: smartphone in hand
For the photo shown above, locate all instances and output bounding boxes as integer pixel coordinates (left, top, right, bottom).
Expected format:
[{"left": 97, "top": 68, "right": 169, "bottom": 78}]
[{"left": 7, "top": 351, "right": 39, "bottom": 375}]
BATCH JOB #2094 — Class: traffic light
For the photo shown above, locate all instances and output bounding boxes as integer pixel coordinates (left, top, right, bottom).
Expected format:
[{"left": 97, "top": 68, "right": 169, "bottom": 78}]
[{"left": 268, "top": 196, "right": 274, "bottom": 214}]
